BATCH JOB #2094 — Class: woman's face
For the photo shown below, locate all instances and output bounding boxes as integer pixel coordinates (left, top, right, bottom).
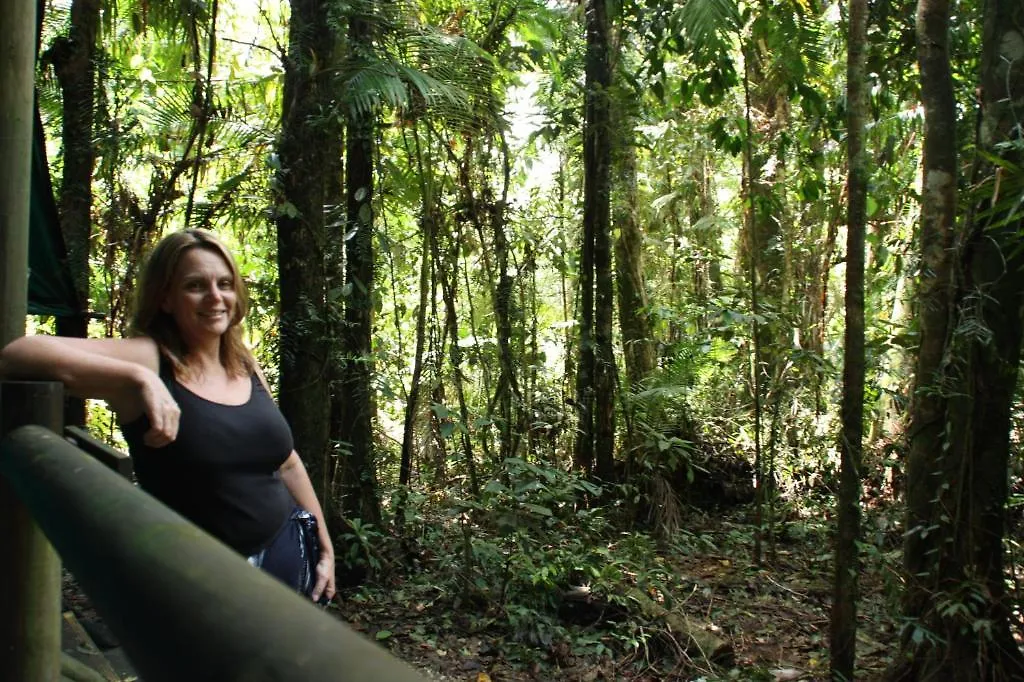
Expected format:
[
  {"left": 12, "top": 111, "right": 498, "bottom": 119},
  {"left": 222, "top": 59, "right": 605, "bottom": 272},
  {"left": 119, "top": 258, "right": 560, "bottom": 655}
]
[{"left": 162, "top": 247, "right": 238, "bottom": 345}]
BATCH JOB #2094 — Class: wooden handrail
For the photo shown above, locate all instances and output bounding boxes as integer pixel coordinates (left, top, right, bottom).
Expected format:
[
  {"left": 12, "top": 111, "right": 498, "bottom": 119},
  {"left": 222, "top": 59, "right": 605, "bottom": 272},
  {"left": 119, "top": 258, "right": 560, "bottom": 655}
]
[
  {"left": 64, "top": 425, "right": 134, "bottom": 479},
  {"left": 0, "top": 423, "right": 426, "bottom": 682}
]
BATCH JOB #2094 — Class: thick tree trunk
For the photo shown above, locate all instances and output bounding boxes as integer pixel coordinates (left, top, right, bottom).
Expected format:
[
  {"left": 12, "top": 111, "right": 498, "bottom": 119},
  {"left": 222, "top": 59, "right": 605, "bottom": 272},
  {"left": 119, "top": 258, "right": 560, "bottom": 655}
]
[
  {"left": 47, "top": 0, "right": 97, "bottom": 307},
  {"left": 276, "top": 0, "right": 341, "bottom": 506},
  {"left": 954, "top": 13, "right": 1024, "bottom": 674},
  {"left": 895, "top": 0, "right": 1024, "bottom": 679},
  {"left": 573, "top": 195, "right": 595, "bottom": 478},
  {"left": 899, "top": 0, "right": 959, "bottom": 665},
  {"left": 830, "top": 0, "right": 868, "bottom": 677}
]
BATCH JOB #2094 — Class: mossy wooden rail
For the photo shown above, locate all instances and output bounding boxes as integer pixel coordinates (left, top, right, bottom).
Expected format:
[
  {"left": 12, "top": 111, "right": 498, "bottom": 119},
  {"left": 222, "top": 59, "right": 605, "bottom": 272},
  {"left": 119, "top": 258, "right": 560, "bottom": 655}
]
[{"left": 0, "top": 380, "right": 425, "bottom": 682}]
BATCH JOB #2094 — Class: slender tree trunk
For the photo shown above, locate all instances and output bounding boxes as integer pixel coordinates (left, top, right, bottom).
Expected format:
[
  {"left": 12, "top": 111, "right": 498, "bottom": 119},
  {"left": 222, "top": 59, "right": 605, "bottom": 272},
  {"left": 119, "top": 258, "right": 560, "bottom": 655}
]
[
  {"left": 399, "top": 123, "right": 435, "bottom": 485},
  {"left": 490, "top": 195, "right": 520, "bottom": 463},
  {"left": 46, "top": 0, "right": 99, "bottom": 427},
  {"left": 581, "top": 0, "right": 616, "bottom": 482},
  {"left": 742, "top": 54, "right": 766, "bottom": 565},
  {"left": 688, "top": 153, "right": 720, "bottom": 331},
  {"left": 614, "top": 134, "right": 655, "bottom": 392},
  {"left": 831, "top": 0, "right": 868, "bottom": 676},
  {"left": 276, "top": 0, "right": 340, "bottom": 506},
  {"left": 431, "top": 220, "right": 479, "bottom": 497},
  {"left": 334, "top": 7, "right": 380, "bottom": 525}
]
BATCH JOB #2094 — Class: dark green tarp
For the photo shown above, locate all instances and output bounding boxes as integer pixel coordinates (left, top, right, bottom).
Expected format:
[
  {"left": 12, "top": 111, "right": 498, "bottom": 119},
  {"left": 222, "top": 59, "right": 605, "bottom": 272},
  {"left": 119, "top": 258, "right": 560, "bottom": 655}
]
[
  {"left": 29, "top": 0, "right": 80, "bottom": 319},
  {"left": 28, "top": 107, "right": 80, "bottom": 318}
]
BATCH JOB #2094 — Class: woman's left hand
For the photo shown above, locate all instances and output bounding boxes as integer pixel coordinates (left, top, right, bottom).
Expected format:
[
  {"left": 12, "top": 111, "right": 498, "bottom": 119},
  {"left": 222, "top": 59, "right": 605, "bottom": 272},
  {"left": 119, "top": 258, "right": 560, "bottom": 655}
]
[{"left": 311, "top": 552, "right": 335, "bottom": 604}]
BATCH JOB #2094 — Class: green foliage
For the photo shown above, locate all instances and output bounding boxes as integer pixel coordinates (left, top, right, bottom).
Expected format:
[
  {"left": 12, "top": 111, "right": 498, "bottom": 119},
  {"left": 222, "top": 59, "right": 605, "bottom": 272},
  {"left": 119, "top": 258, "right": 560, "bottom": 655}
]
[{"left": 339, "top": 518, "right": 385, "bottom": 573}]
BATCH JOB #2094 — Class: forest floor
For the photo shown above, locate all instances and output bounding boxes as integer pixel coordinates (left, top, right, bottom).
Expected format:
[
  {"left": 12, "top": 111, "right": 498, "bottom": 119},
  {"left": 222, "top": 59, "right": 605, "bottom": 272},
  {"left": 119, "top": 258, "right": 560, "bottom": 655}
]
[
  {"left": 60, "top": 502, "right": 901, "bottom": 681},
  {"left": 331, "top": 504, "right": 903, "bottom": 682}
]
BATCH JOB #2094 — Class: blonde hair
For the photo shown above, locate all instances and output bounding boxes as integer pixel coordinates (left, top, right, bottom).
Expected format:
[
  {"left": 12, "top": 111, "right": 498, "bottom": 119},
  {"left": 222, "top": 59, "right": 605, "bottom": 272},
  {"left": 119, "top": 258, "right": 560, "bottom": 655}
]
[{"left": 130, "top": 229, "right": 253, "bottom": 378}]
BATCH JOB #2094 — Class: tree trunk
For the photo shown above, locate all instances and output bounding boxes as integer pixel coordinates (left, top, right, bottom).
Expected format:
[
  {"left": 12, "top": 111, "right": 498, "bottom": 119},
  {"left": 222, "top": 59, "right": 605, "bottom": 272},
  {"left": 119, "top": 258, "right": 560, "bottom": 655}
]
[
  {"left": 894, "top": 0, "right": 1024, "bottom": 678},
  {"left": 275, "top": 0, "right": 341, "bottom": 506},
  {"left": 952, "top": 10, "right": 1024, "bottom": 672},
  {"left": 430, "top": 218, "right": 479, "bottom": 497},
  {"left": 489, "top": 195, "right": 521, "bottom": 463},
  {"left": 687, "top": 153, "right": 720, "bottom": 332},
  {"left": 46, "top": 0, "right": 100, "bottom": 427},
  {"left": 614, "top": 134, "right": 655, "bottom": 392},
  {"left": 898, "top": 0, "right": 959, "bottom": 666},
  {"left": 830, "top": 0, "right": 868, "bottom": 676},
  {"left": 333, "top": 9, "right": 381, "bottom": 525},
  {"left": 581, "top": 0, "right": 615, "bottom": 483},
  {"left": 399, "top": 207, "right": 433, "bottom": 487}
]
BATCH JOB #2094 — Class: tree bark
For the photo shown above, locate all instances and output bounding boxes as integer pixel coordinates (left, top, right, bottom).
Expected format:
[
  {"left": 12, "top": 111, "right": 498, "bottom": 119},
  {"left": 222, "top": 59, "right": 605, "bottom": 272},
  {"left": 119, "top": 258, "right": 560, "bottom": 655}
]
[
  {"left": 899, "top": 0, "right": 959, "bottom": 664},
  {"left": 830, "top": 0, "right": 868, "bottom": 676},
  {"left": 276, "top": 0, "right": 341, "bottom": 507},
  {"left": 895, "top": 0, "right": 1024, "bottom": 678},
  {"left": 431, "top": 220, "right": 479, "bottom": 497},
  {"left": 46, "top": 0, "right": 100, "bottom": 427},
  {"left": 333, "top": 7, "right": 381, "bottom": 526},
  {"left": 614, "top": 133, "right": 655, "bottom": 392},
  {"left": 955, "top": 14, "right": 1024, "bottom": 674},
  {"left": 581, "top": 0, "right": 616, "bottom": 482}
]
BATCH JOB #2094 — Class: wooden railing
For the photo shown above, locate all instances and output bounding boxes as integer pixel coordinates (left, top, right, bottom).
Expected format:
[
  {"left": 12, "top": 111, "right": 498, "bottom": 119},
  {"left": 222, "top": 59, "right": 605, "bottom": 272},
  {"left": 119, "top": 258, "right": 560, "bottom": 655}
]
[{"left": 0, "top": 381, "right": 425, "bottom": 682}]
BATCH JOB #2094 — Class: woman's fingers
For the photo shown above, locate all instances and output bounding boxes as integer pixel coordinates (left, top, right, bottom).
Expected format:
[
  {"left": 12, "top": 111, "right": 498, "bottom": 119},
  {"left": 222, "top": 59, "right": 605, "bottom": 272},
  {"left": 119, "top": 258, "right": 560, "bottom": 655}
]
[
  {"left": 311, "top": 574, "right": 327, "bottom": 602},
  {"left": 312, "top": 558, "right": 335, "bottom": 602},
  {"left": 141, "top": 376, "right": 180, "bottom": 447}
]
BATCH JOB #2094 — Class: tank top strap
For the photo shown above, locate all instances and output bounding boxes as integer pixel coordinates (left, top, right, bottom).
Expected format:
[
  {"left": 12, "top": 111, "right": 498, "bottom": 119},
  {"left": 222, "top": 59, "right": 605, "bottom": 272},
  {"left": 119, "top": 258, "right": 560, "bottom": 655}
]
[{"left": 157, "top": 352, "right": 176, "bottom": 384}]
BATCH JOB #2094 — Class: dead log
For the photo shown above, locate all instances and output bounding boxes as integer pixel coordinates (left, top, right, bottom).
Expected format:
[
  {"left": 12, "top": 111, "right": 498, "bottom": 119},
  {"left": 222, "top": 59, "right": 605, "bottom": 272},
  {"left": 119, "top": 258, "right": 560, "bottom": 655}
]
[
  {"left": 624, "top": 587, "right": 732, "bottom": 663},
  {"left": 561, "top": 586, "right": 733, "bottom": 664}
]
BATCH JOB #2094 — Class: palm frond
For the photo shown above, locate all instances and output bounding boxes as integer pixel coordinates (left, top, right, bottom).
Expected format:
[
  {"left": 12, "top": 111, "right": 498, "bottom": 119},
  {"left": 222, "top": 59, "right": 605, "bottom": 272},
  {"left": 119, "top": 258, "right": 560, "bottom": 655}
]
[
  {"left": 341, "top": 61, "right": 413, "bottom": 116},
  {"left": 106, "top": 0, "right": 210, "bottom": 39},
  {"left": 138, "top": 84, "right": 199, "bottom": 135},
  {"left": 678, "top": 0, "right": 741, "bottom": 56}
]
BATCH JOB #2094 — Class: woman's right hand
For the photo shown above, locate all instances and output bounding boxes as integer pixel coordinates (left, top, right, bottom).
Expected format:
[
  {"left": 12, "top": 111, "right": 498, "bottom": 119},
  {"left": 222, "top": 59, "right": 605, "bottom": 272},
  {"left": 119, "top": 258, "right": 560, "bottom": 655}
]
[
  {"left": 136, "top": 368, "right": 181, "bottom": 447},
  {"left": 1, "top": 335, "right": 177, "bottom": 440}
]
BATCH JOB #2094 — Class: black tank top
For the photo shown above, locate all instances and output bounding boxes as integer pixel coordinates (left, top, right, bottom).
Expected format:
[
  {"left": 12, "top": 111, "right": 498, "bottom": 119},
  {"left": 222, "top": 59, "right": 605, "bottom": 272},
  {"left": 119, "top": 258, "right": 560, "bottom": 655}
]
[{"left": 122, "top": 358, "right": 295, "bottom": 556}]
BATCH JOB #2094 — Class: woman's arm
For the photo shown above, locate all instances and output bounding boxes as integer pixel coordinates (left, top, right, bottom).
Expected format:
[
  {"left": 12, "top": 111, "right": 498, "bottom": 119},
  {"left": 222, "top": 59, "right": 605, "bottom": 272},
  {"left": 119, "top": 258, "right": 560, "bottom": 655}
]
[
  {"left": 278, "top": 451, "right": 336, "bottom": 603},
  {"left": 0, "top": 335, "right": 180, "bottom": 446}
]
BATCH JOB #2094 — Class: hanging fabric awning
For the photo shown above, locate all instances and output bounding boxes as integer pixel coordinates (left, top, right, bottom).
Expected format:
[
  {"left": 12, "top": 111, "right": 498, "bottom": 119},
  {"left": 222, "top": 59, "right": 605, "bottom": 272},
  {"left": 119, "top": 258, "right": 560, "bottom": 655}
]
[
  {"left": 28, "top": 107, "right": 81, "bottom": 318},
  {"left": 28, "top": 0, "right": 81, "bottom": 319}
]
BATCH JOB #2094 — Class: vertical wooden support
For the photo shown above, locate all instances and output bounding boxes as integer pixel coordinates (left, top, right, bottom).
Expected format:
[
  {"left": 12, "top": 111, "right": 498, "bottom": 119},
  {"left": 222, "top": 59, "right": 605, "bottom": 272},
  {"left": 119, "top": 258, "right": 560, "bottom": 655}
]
[
  {"left": 0, "top": 0, "right": 56, "bottom": 676},
  {"left": 0, "top": 382, "right": 64, "bottom": 682},
  {"left": 0, "top": 0, "right": 35, "bottom": 345}
]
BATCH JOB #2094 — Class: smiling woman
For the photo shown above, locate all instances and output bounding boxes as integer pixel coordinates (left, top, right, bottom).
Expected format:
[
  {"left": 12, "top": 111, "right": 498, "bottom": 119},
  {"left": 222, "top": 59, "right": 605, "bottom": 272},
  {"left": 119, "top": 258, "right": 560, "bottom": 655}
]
[
  {"left": 0, "top": 228, "right": 336, "bottom": 605},
  {"left": 130, "top": 230, "right": 251, "bottom": 383}
]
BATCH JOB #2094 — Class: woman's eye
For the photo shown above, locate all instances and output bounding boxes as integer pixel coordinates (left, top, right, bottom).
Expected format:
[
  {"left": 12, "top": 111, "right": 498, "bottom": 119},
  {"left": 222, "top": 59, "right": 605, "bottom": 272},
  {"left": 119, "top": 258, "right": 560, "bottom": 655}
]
[{"left": 218, "top": 279, "right": 233, "bottom": 290}]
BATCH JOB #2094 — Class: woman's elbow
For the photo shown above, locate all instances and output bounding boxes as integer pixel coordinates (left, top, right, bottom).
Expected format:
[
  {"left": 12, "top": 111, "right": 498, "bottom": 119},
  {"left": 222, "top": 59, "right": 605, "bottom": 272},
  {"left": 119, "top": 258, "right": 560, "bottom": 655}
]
[
  {"left": 0, "top": 336, "right": 60, "bottom": 381},
  {"left": 0, "top": 336, "right": 30, "bottom": 378}
]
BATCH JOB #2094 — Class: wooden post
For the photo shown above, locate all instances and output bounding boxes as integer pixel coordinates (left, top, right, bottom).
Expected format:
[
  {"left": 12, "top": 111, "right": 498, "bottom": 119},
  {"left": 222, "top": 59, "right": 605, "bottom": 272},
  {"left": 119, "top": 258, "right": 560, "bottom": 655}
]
[
  {"left": 0, "top": 0, "right": 60, "bottom": 678},
  {"left": 0, "top": 0, "right": 35, "bottom": 344},
  {"left": 0, "top": 383, "right": 64, "bottom": 682}
]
